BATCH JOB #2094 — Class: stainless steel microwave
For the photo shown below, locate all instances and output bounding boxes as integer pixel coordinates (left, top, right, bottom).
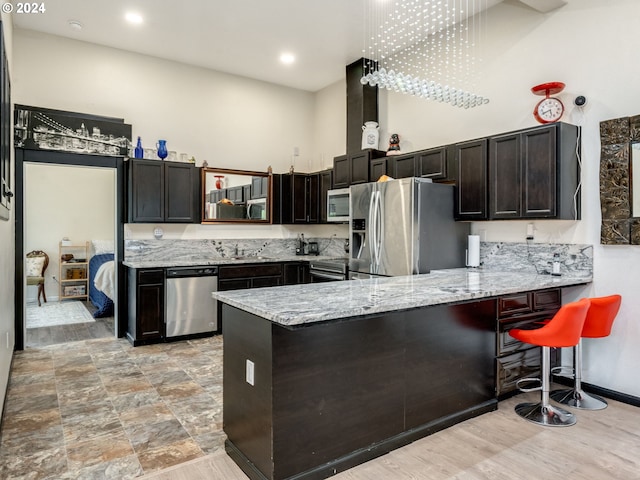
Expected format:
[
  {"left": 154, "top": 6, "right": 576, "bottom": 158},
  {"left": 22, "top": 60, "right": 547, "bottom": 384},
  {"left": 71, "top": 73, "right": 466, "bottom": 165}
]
[{"left": 326, "top": 188, "right": 350, "bottom": 223}]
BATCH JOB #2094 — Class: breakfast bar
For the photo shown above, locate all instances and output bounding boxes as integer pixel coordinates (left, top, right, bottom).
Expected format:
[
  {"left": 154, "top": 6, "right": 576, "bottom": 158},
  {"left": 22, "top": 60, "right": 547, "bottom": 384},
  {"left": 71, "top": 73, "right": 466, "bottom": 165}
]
[{"left": 214, "top": 269, "right": 591, "bottom": 480}]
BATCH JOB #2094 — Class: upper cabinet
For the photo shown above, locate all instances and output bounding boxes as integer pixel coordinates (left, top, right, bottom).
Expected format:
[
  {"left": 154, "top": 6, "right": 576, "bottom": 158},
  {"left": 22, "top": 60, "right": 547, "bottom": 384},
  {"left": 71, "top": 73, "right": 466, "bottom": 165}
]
[
  {"left": 453, "top": 139, "right": 488, "bottom": 221},
  {"left": 385, "top": 147, "right": 451, "bottom": 182},
  {"left": 333, "top": 150, "right": 385, "bottom": 188},
  {"left": 128, "top": 159, "right": 199, "bottom": 223},
  {"left": 488, "top": 123, "right": 580, "bottom": 220},
  {"left": 202, "top": 168, "right": 271, "bottom": 223},
  {"left": 453, "top": 122, "right": 580, "bottom": 221}
]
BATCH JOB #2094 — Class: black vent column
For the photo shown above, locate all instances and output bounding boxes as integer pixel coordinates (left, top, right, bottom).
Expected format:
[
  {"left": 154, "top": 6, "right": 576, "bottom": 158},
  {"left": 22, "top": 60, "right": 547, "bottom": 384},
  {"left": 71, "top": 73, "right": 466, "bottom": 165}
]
[{"left": 346, "top": 58, "right": 378, "bottom": 155}]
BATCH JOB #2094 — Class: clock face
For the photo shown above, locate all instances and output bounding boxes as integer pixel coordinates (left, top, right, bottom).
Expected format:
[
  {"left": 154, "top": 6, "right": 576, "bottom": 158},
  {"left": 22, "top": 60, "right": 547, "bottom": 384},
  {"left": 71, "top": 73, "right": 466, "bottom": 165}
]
[{"left": 534, "top": 97, "right": 564, "bottom": 124}]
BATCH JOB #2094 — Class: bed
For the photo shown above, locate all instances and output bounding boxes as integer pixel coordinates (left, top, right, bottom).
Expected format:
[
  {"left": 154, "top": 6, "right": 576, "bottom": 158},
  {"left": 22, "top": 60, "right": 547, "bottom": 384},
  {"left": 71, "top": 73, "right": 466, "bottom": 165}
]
[{"left": 89, "top": 241, "right": 115, "bottom": 318}]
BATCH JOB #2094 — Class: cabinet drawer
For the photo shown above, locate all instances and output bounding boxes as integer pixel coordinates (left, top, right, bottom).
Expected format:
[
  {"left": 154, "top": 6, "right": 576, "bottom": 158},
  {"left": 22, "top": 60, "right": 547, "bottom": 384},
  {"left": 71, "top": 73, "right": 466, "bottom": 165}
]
[
  {"left": 498, "top": 318, "right": 542, "bottom": 356},
  {"left": 219, "top": 263, "right": 283, "bottom": 279},
  {"left": 498, "top": 293, "right": 532, "bottom": 317},
  {"left": 533, "top": 289, "right": 561, "bottom": 310},
  {"left": 219, "top": 279, "right": 251, "bottom": 291},
  {"left": 138, "top": 269, "right": 164, "bottom": 285},
  {"left": 252, "top": 276, "right": 282, "bottom": 288},
  {"left": 496, "top": 347, "right": 541, "bottom": 396}
]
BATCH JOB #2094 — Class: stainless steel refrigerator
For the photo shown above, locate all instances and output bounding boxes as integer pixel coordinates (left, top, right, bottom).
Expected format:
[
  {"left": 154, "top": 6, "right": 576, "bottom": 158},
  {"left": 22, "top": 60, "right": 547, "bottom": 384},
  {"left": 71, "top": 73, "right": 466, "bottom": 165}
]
[{"left": 349, "top": 177, "right": 469, "bottom": 278}]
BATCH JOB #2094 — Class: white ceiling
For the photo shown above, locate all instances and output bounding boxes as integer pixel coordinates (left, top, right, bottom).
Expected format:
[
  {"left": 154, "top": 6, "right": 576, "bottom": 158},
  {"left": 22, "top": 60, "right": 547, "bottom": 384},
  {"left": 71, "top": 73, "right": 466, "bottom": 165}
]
[{"left": 12, "top": 0, "right": 558, "bottom": 92}]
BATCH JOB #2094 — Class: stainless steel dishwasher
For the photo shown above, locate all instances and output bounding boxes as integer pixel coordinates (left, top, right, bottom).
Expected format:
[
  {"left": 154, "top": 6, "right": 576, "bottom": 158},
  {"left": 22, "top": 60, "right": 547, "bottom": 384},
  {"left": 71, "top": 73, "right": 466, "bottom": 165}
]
[{"left": 165, "top": 266, "right": 219, "bottom": 338}]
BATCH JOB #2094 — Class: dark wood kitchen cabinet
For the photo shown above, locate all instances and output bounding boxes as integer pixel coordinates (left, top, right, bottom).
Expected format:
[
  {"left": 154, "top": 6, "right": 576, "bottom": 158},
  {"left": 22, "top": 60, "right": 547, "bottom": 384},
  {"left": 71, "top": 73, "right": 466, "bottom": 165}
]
[
  {"left": 387, "top": 153, "right": 416, "bottom": 179},
  {"left": 333, "top": 150, "right": 385, "bottom": 188},
  {"left": 283, "top": 261, "right": 310, "bottom": 285},
  {"left": 489, "top": 122, "right": 580, "bottom": 220},
  {"left": 274, "top": 173, "right": 319, "bottom": 224},
  {"left": 128, "top": 159, "right": 199, "bottom": 223},
  {"left": 218, "top": 263, "right": 284, "bottom": 291},
  {"left": 496, "top": 288, "right": 561, "bottom": 397},
  {"left": 370, "top": 157, "right": 387, "bottom": 182},
  {"left": 453, "top": 138, "right": 488, "bottom": 220},
  {"left": 127, "top": 268, "right": 165, "bottom": 346},
  {"left": 415, "top": 146, "right": 449, "bottom": 180},
  {"left": 318, "top": 169, "right": 333, "bottom": 223}
]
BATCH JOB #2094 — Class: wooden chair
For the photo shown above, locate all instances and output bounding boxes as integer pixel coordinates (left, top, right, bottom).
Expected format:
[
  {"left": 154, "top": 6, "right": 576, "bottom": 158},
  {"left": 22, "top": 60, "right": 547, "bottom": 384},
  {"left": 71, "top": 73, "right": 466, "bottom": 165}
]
[{"left": 26, "top": 250, "right": 49, "bottom": 307}]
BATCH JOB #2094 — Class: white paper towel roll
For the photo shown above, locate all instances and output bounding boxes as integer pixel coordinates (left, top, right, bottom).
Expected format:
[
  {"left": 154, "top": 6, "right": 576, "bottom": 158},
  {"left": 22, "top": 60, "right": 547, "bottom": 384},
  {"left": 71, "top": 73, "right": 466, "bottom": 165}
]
[{"left": 466, "top": 235, "right": 480, "bottom": 267}]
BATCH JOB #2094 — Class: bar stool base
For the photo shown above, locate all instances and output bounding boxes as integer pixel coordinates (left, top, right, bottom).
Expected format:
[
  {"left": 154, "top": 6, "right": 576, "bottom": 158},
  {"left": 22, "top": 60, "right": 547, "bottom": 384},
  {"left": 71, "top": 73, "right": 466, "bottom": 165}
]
[
  {"left": 514, "top": 402, "right": 577, "bottom": 427},
  {"left": 550, "top": 388, "right": 608, "bottom": 410}
]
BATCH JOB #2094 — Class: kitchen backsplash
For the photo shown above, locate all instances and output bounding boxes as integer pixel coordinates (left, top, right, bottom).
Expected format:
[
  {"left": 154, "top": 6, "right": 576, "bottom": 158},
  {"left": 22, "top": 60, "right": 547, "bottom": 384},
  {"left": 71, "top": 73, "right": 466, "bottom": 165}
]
[
  {"left": 479, "top": 242, "right": 593, "bottom": 277},
  {"left": 125, "top": 237, "right": 348, "bottom": 262},
  {"left": 125, "top": 239, "right": 592, "bottom": 277}
]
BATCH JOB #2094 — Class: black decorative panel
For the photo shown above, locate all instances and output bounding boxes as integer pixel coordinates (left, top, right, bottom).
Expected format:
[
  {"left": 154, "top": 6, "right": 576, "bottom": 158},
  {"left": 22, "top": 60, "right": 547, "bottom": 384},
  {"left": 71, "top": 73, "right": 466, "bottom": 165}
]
[
  {"left": 599, "top": 143, "right": 629, "bottom": 219},
  {"left": 601, "top": 219, "right": 630, "bottom": 245},
  {"left": 600, "top": 118, "right": 629, "bottom": 145}
]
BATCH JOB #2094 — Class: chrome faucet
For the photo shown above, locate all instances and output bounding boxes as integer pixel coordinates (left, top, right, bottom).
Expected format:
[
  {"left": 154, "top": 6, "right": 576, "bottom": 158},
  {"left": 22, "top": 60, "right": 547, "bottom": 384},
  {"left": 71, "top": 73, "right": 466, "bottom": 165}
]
[{"left": 234, "top": 243, "right": 239, "bottom": 256}]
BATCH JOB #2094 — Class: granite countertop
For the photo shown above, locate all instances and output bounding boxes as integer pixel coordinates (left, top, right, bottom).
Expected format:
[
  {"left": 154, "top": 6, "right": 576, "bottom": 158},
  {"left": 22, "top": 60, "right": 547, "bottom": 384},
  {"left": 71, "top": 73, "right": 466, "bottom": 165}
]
[
  {"left": 213, "top": 268, "right": 592, "bottom": 328},
  {"left": 122, "top": 255, "right": 347, "bottom": 269}
]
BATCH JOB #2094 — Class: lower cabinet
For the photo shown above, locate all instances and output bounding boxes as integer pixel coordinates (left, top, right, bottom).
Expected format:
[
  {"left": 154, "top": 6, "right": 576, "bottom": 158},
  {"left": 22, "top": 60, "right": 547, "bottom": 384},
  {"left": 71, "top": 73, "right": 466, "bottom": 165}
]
[
  {"left": 496, "top": 288, "right": 561, "bottom": 397},
  {"left": 218, "top": 263, "right": 284, "bottom": 291},
  {"left": 283, "top": 261, "right": 310, "bottom": 285},
  {"left": 127, "top": 268, "right": 165, "bottom": 346}
]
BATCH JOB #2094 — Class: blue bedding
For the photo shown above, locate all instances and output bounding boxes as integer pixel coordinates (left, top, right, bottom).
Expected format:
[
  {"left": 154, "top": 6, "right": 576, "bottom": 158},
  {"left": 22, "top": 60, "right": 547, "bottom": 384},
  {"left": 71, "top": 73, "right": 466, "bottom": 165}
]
[{"left": 89, "top": 253, "right": 114, "bottom": 318}]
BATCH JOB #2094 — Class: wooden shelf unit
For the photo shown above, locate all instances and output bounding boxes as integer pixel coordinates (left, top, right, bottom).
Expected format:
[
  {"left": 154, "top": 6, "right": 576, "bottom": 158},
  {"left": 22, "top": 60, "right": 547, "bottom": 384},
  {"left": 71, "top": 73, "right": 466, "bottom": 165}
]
[{"left": 59, "top": 241, "right": 89, "bottom": 301}]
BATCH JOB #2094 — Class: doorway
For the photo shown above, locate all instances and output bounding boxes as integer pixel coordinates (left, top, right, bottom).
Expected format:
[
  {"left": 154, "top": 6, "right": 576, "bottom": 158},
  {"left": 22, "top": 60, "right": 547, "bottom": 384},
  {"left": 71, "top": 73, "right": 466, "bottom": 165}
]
[
  {"left": 14, "top": 148, "right": 126, "bottom": 351},
  {"left": 24, "top": 163, "right": 116, "bottom": 347}
]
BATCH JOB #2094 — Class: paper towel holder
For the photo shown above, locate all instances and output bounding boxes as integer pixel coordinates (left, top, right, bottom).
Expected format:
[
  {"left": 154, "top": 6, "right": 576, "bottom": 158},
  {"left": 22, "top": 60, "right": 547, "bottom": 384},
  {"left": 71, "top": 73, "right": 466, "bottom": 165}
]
[{"left": 466, "top": 234, "right": 481, "bottom": 268}]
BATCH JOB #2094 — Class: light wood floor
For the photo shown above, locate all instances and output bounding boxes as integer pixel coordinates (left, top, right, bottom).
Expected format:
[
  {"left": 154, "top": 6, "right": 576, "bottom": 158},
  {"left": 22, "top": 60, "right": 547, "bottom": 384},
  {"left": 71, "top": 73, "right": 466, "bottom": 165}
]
[{"left": 139, "top": 392, "right": 640, "bottom": 480}]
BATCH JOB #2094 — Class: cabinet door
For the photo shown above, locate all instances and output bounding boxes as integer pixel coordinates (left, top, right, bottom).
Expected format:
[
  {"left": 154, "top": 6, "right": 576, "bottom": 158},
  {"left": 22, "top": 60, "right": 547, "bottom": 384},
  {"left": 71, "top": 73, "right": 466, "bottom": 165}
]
[
  {"left": 307, "top": 173, "right": 320, "bottom": 223},
  {"left": 165, "top": 163, "right": 199, "bottom": 223},
  {"left": 522, "top": 126, "right": 557, "bottom": 218},
  {"left": 350, "top": 152, "right": 370, "bottom": 185},
  {"left": 137, "top": 283, "right": 164, "bottom": 340},
  {"left": 454, "top": 139, "right": 488, "bottom": 220},
  {"left": 389, "top": 154, "right": 416, "bottom": 179},
  {"left": 370, "top": 158, "right": 387, "bottom": 182},
  {"left": 416, "top": 147, "right": 447, "bottom": 180},
  {"left": 129, "top": 159, "right": 164, "bottom": 222},
  {"left": 489, "top": 133, "right": 521, "bottom": 219},
  {"left": 318, "top": 169, "right": 332, "bottom": 223},
  {"left": 292, "top": 173, "right": 308, "bottom": 223},
  {"left": 333, "top": 155, "right": 350, "bottom": 188}
]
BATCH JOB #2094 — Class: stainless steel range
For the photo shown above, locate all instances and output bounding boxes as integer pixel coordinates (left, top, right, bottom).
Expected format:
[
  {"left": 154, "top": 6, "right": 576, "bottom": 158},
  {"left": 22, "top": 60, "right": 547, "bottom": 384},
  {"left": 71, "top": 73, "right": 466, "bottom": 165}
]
[{"left": 308, "top": 259, "right": 349, "bottom": 282}]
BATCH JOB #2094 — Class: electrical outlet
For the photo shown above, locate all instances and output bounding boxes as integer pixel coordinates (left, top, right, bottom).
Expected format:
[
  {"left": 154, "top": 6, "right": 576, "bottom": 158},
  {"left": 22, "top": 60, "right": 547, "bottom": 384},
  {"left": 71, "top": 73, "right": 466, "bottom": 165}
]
[{"left": 246, "top": 359, "right": 255, "bottom": 386}]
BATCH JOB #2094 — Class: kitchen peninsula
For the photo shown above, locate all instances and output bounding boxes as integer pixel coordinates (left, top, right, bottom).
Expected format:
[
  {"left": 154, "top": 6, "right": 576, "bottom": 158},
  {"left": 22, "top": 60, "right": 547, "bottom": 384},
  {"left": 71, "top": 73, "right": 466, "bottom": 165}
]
[{"left": 214, "top": 268, "right": 592, "bottom": 480}]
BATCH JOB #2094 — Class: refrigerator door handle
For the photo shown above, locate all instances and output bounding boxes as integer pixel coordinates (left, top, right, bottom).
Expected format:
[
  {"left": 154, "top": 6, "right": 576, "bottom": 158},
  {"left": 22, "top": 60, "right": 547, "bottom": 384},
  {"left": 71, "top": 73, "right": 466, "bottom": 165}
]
[
  {"left": 368, "top": 191, "right": 376, "bottom": 267},
  {"left": 376, "top": 190, "right": 383, "bottom": 270},
  {"left": 373, "top": 190, "right": 382, "bottom": 271}
]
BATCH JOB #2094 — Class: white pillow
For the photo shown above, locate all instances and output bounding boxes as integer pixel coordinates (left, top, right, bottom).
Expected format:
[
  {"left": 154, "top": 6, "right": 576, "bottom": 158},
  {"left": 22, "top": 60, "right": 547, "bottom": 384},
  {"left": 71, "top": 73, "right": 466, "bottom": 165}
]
[
  {"left": 92, "top": 240, "right": 114, "bottom": 255},
  {"left": 26, "top": 256, "right": 45, "bottom": 277}
]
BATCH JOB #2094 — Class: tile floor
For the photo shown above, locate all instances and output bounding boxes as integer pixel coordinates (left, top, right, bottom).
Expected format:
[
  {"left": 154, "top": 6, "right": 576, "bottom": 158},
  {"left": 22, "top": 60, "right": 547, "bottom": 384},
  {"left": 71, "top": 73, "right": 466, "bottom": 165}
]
[
  {"left": 25, "top": 301, "right": 114, "bottom": 348},
  {"left": 0, "top": 335, "right": 226, "bottom": 479}
]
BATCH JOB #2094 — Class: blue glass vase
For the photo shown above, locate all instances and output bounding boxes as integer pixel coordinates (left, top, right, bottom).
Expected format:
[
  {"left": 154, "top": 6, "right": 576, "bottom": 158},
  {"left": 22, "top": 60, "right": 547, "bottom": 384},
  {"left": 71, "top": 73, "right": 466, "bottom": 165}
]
[
  {"left": 156, "top": 140, "right": 168, "bottom": 160},
  {"left": 134, "top": 136, "right": 143, "bottom": 158}
]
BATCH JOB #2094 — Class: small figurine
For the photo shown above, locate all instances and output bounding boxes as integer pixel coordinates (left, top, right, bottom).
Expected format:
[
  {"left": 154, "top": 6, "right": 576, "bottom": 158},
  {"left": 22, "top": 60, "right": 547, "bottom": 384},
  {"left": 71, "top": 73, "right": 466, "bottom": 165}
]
[{"left": 387, "top": 133, "right": 401, "bottom": 156}]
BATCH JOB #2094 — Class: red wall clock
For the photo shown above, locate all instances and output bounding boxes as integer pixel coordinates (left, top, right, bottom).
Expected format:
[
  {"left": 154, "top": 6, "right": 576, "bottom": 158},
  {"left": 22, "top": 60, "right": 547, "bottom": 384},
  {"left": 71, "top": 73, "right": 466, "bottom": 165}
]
[{"left": 532, "top": 82, "right": 565, "bottom": 124}]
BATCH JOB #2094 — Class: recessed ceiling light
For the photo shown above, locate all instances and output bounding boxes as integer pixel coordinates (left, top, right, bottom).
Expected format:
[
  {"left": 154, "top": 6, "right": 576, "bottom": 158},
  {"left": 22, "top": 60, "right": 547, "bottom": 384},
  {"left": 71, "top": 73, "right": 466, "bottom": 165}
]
[
  {"left": 125, "top": 12, "right": 143, "bottom": 25},
  {"left": 280, "top": 53, "right": 295, "bottom": 65},
  {"left": 68, "top": 20, "right": 83, "bottom": 30}
]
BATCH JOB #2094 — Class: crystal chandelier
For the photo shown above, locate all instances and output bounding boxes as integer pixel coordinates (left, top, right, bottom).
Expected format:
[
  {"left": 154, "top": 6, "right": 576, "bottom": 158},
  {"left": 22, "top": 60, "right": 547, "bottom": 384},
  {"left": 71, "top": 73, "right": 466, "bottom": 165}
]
[{"left": 361, "top": 0, "right": 490, "bottom": 108}]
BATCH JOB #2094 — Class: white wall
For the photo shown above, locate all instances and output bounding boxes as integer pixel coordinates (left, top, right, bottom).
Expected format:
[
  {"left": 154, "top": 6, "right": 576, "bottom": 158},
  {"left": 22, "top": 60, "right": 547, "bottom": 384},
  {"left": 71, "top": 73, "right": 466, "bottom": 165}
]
[
  {"left": 0, "top": 11, "right": 14, "bottom": 419},
  {"left": 13, "top": 29, "right": 316, "bottom": 174},
  {"left": 24, "top": 164, "right": 115, "bottom": 302}
]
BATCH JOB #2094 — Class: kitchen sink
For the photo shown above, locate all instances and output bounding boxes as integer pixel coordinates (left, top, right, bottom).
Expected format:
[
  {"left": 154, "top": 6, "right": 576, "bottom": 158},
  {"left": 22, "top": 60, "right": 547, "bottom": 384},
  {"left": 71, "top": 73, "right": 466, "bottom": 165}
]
[{"left": 231, "top": 256, "right": 272, "bottom": 260}]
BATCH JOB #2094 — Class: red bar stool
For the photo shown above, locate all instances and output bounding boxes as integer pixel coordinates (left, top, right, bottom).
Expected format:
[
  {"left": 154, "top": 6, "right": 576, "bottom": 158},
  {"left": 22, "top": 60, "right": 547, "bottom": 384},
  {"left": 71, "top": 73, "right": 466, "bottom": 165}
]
[
  {"left": 509, "top": 298, "right": 591, "bottom": 427},
  {"left": 550, "top": 294, "right": 622, "bottom": 410}
]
